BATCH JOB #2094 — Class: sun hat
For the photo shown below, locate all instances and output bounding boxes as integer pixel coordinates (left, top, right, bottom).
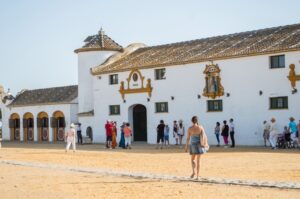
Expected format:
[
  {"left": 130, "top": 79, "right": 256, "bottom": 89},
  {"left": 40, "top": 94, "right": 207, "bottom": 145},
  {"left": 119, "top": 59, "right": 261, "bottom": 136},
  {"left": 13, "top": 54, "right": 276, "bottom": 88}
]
[{"left": 70, "top": 123, "right": 75, "bottom": 128}]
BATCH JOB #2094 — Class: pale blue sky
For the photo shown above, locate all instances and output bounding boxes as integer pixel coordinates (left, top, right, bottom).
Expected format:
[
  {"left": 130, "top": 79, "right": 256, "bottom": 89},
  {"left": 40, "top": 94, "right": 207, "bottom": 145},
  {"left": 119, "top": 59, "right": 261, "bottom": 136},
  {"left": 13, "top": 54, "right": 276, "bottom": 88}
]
[{"left": 1, "top": 0, "right": 300, "bottom": 94}]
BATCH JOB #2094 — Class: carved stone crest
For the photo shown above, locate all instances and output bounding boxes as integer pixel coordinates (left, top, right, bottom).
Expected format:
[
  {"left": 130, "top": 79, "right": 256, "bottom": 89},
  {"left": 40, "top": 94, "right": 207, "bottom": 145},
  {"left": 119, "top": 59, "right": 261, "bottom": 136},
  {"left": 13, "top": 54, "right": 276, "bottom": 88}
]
[
  {"left": 119, "top": 69, "right": 153, "bottom": 100},
  {"left": 287, "top": 64, "right": 300, "bottom": 89},
  {"left": 203, "top": 63, "right": 224, "bottom": 99}
]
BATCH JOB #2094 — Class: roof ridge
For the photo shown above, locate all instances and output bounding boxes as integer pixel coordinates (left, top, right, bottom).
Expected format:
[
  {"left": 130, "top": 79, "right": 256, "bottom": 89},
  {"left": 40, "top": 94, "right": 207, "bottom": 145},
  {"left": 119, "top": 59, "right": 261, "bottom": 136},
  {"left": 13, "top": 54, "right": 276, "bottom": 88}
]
[{"left": 140, "top": 23, "right": 300, "bottom": 50}]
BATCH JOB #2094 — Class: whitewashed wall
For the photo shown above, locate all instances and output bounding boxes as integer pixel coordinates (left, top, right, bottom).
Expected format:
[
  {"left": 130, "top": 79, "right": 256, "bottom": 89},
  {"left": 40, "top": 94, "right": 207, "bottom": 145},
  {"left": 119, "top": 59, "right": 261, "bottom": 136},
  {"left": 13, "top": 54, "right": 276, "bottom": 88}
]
[
  {"left": 1, "top": 103, "right": 78, "bottom": 142},
  {"left": 78, "top": 51, "right": 117, "bottom": 113},
  {"left": 90, "top": 51, "right": 300, "bottom": 145}
]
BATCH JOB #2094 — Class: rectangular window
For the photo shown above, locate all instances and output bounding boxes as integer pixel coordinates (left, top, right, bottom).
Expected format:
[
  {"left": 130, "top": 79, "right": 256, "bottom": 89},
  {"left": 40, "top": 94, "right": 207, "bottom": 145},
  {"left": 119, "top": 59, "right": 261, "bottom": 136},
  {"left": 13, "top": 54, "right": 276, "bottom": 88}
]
[
  {"left": 270, "top": 97, "right": 288, "bottom": 109},
  {"left": 155, "top": 68, "right": 166, "bottom": 80},
  {"left": 109, "top": 105, "right": 120, "bottom": 115},
  {"left": 155, "top": 102, "right": 168, "bottom": 113},
  {"left": 270, "top": 55, "right": 285, "bottom": 68},
  {"left": 109, "top": 74, "right": 118, "bottom": 85},
  {"left": 207, "top": 100, "right": 223, "bottom": 112}
]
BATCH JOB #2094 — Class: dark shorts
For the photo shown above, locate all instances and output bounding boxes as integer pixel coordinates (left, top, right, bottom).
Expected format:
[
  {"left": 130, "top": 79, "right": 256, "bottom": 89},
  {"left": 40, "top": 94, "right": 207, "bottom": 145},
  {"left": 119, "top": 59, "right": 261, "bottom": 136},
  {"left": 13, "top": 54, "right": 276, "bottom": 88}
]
[
  {"left": 164, "top": 135, "right": 169, "bottom": 141},
  {"left": 157, "top": 134, "right": 164, "bottom": 143},
  {"left": 106, "top": 136, "right": 112, "bottom": 142}
]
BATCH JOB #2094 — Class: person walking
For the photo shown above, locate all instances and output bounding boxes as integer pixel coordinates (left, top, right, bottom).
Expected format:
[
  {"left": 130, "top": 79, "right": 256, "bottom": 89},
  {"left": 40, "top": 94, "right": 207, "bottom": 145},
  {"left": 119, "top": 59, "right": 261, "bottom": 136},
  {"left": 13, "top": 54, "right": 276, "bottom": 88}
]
[
  {"left": 124, "top": 123, "right": 132, "bottom": 149},
  {"left": 156, "top": 120, "right": 165, "bottom": 149},
  {"left": 269, "top": 118, "right": 279, "bottom": 150},
  {"left": 229, "top": 118, "right": 235, "bottom": 148},
  {"left": 221, "top": 120, "right": 229, "bottom": 148},
  {"left": 164, "top": 124, "right": 170, "bottom": 148},
  {"left": 178, "top": 120, "right": 185, "bottom": 148},
  {"left": 214, "top": 122, "right": 221, "bottom": 147},
  {"left": 185, "top": 116, "right": 209, "bottom": 180},
  {"left": 263, "top": 120, "right": 271, "bottom": 147},
  {"left": 65, "top": 123, "right": 76, "bottom": 152},
  {"left": 173, "top": 120, "right": 179, "bottom": 145},
  {"left": 76, "top": 123, "right": 83, "bottom": 145},
  {"left": 119, "top": 122, "right": 126, "bottom": 149},
  {"left": 105, "top": 120, "right": 113, "bottom": 149},
  {"left": 288, "top": 117, "right": 299, "bottom": 147},
  {"left": 111, "top": 121, "right": 118, "bottom": 149},
  {"left": 297, "top": 120, "right": 300, "bottom": 146}
]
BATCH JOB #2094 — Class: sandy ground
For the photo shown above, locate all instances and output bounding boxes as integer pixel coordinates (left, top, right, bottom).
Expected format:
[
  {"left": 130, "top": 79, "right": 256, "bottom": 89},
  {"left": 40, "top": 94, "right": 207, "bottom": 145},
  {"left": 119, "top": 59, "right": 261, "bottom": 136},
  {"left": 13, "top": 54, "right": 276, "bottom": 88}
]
[{"left": 0, "top": 142, "right": 300, "bottom": 199}]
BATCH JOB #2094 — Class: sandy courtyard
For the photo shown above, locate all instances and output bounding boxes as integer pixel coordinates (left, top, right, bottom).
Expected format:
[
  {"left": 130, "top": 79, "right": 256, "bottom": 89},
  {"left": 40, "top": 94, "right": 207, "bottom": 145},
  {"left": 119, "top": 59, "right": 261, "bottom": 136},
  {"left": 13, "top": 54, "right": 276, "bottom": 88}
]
[{"left": 0, "top": 142, "right": 299, "bottom": 199}]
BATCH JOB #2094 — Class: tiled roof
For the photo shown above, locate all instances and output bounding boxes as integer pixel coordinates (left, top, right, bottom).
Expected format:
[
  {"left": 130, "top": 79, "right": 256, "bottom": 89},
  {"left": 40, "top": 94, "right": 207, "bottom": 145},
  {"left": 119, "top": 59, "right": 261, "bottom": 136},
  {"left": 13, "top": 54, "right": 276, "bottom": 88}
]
[
  {"left": 74, "top": 29, "right": 123, "bottom": 53},
  {"left": 9, "top": 85, "right": 78, "bottom": 107},
  {"left": 92, "top": 23, "right": 300, "bottom": 75}
]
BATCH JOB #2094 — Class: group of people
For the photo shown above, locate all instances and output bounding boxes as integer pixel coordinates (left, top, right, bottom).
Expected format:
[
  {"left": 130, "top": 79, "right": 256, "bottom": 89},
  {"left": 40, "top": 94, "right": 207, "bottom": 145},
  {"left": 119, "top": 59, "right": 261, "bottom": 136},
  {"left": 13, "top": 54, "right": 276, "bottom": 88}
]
[
  {"left": 105, "top": 120, "right": 132, "bottom": 149},
  {"left": 63, "top": 116, "right": 209, "bottom": 180},
  {"left": 213, "top": 118, "right": 235, "bottom": 148},
  {"left": 263, "top": 117, "right": 300, "bottom": 149},
  {"left": 156, "top": 119, "right": 185, "bottom": 149}
]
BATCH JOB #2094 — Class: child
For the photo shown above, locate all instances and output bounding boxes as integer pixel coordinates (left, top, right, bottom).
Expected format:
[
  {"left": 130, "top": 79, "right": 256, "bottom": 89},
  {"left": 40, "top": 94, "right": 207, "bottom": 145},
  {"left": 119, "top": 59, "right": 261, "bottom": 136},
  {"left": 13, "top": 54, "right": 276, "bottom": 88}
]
[{"left": 164, "top": 124, "right": 170, "bottom": 148}]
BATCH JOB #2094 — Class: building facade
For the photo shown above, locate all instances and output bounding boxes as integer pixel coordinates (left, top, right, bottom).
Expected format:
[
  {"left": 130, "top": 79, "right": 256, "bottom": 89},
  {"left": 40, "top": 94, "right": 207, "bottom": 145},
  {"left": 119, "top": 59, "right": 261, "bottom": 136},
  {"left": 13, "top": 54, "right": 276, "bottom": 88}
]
[
  {"left": 76, "top": 24, "right": 300, "bottom": 145},
  {"left": 1, "top": 23, "right": 300, "bottom": 146},
  {"left": 0, "top": 85, "right": 79, "bottom": 142}
]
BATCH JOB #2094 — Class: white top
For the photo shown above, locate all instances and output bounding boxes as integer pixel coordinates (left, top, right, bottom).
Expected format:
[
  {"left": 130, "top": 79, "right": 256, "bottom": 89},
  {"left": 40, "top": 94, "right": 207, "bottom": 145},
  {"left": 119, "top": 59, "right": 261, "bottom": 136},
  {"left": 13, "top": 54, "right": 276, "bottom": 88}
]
[
  {"left": 269, "top": 122, "right": 279, "bottom": 135},
  {"left": 264, "top": 122, "right": 271, "bottom": 131},
  {"left": 66, "top": 128, "right": 76, "bottom": 142},
  {"left": 178, "top": 125, "right": 185, "bottom": 136}
]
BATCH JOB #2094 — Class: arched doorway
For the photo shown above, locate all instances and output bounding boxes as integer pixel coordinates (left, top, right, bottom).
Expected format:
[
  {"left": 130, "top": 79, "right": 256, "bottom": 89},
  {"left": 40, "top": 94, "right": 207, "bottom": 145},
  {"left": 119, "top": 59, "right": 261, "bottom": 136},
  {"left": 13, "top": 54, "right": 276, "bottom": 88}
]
[
  {"left": 23, "top": 112, "right": 34, "bottom": 142},
  {"left": 9, "top": 113, "right": 20, "bottom": 141},
  {"left": 130, "top": 104, "right": 147, "bottom": 141},
  {"left": 86, "top": 126, "right": 93, "bottom": 141},
  {"left": 37, "top": 112, "right": 49, "bottom": 141},
  {"left": 51, "top": 111, "right": 65, "bottom": 142}
]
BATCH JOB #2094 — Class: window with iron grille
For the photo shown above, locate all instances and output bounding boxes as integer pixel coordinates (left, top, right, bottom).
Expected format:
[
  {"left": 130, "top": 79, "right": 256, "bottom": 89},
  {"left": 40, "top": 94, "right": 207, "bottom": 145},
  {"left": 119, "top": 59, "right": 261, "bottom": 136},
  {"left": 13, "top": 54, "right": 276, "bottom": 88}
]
[
  {"left": 270, "top": 55, "right": 285, "bottom": 68},
  {"left": 155, "top": 102, "right": 168, "bottom": 113},
  {"left": 207, "top": 100, "right": 223, "bottom": 112},
  {"left": 270, "top": 97, "right": 288, "bottom": 109}
]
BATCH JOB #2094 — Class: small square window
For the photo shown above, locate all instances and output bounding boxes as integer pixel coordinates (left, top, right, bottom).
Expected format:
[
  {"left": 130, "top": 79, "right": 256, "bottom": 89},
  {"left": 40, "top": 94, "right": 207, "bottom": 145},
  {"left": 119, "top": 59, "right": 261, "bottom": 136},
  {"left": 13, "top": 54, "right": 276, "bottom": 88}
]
[
  {"left": 270, "top": 55, "right": 285, "bottom": 68},
  {"left": 155, "top": 68, "right": 166, "bottom": 80},
  {"left": 207, "top": 100, "right": 223, "bottom": 112},
  {"left": 155, "top": 102, "right": 168, "bottom": 113},
  {"left": 270, "top": 97, "right": 288, "bottom": 109},
  {"left": 109, "top": 74, "right": 118, "bottom": 85},
  {"left": 109, "top": 105, "right": 120, "bottom": 115}
]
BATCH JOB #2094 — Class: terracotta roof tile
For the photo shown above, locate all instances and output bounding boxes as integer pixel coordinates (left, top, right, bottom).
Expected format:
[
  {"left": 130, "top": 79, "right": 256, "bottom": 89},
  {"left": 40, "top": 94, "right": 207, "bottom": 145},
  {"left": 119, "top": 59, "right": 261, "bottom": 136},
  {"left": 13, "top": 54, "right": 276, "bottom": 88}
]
[
  {"left": 92, "top": 23, "right": 300, "bottom": 75},
  {"left": 9, "top": 85, "right": 78, "bottom": 107},
  {"left": 75, "top": 29, "right": 123, "bottom": 53}
]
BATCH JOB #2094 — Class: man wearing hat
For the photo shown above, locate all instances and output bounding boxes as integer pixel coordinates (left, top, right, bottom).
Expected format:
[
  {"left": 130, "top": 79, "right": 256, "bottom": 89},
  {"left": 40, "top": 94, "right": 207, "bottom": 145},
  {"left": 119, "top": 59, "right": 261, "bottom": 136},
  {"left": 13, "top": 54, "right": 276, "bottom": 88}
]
[{"left": 65, "top": 123, "right": 76, "bottom": 152}]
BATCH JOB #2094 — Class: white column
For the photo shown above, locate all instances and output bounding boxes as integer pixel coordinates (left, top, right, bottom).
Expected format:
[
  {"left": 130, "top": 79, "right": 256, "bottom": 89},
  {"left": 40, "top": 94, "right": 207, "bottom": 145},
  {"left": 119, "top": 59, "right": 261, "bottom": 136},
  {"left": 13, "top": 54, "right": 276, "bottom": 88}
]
[{"left": 20, "top": 119, "right": 23, "bottom": 142}]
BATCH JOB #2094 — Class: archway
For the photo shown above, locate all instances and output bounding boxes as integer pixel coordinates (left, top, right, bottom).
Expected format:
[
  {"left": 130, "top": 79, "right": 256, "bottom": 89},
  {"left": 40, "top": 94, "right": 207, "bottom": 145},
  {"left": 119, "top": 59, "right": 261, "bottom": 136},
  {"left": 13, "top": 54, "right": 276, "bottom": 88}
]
[
  {"left": 23, "top": 112, "right": 34, "bottom": 142},
  {"left": 51, "top": 111, "right": 65, "bottom": 142},
  {"left": 37, "top": 112, "right": 49, "bottom": 141},
  {"left": 129, "top": 104, "right": 147, "bottom": 142},
  {"left": 86, "top": 126, "right": 93, "bottom": 141},
  {"left": 9, "top": 113, "right": 20, "bottom": 141}
]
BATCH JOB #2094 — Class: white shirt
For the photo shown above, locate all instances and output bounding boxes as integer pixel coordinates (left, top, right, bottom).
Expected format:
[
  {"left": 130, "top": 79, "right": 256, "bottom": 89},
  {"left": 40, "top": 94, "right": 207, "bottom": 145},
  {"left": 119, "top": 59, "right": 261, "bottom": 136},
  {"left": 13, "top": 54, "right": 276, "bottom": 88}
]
[
  {"left": 270, "top": 122, "right": 279, "bottom": 135},
  {"left": 264, "top": 122, "right": 271, "bottom": 131}
]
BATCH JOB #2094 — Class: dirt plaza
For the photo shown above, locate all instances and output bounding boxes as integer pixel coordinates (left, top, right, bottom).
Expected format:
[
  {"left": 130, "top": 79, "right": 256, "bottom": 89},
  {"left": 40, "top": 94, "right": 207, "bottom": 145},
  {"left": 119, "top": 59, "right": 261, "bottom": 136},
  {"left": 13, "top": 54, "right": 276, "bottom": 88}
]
[{"left": 0, "top": 142, "right": 299, "bottom": 199}]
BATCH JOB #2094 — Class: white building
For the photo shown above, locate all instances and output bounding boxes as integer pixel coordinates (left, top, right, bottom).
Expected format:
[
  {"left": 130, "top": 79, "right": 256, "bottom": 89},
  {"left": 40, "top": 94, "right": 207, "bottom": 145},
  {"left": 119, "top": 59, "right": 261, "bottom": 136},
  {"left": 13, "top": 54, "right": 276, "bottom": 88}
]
[
  {"left": 0, "top": 86, "right": 78, "bottom": 142},
  {"left": 1, "top": 23, "right": 300, "bottom": 145}
]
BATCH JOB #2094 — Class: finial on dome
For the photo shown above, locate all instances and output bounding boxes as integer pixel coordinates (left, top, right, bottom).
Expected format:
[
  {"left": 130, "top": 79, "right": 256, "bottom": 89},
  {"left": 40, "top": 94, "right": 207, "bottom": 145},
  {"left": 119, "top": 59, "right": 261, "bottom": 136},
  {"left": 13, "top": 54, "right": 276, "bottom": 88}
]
[{"left": 99, "top": 27, "right": 104, "bottom": 36}]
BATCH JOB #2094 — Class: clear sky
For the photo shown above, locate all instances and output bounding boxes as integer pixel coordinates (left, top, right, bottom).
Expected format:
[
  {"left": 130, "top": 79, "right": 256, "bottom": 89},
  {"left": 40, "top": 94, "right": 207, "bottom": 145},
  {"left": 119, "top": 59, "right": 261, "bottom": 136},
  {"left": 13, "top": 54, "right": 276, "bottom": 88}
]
[{"left": 1, "top": 0, "right": 300, "bottom": 94}]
